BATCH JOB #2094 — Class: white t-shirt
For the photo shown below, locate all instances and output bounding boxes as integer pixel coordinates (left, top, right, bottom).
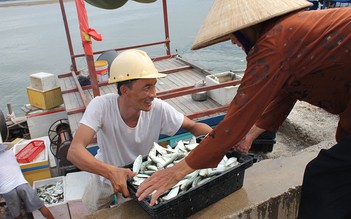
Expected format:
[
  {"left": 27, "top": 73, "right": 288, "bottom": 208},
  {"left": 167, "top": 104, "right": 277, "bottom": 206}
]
[
  {"left": 80, "top": 93, "right": 184, "bottom": 167},
  {"left": 0, "top": 150, "right": 27, "bottom": 194}
]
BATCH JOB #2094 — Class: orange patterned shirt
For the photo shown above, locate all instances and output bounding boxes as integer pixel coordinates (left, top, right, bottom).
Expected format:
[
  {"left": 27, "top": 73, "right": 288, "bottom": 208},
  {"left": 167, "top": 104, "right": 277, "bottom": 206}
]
[{"left": 186, "top": 7, "right": 351, "bottom": 169}]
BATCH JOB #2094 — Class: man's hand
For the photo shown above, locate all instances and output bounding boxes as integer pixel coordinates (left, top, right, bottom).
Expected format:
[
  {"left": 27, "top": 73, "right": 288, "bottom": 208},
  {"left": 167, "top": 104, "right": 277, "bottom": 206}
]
[
  {"left": 136, "top": 160, "right": 194, "bottom": 206},
  {"left": 107, "top": 166, "right": 136, "bottom": 198}
]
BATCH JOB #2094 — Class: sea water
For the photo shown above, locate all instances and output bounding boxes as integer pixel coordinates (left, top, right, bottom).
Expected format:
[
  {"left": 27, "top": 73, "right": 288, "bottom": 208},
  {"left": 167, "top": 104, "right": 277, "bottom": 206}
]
[{"left": 0, "top": 0, "right": 246, "bottom": 116}]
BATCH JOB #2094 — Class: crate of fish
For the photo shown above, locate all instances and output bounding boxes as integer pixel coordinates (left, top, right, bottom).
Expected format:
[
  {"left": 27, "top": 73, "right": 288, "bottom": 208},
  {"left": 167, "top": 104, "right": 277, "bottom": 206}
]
[
  {"left": 126, "top": 138, "right": 253, "bottom": 219},
  {"left": 33, "top": 176, "right": 66, "bottom": 207}
]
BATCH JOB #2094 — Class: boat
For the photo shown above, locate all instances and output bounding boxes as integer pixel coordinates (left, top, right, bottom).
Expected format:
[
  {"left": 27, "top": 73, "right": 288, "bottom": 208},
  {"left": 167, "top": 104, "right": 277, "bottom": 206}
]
[
  {"left": 44, "top": 0, "right": 253, "bottom": 177},
  {"left": 1, "top": 0, "right": 344, "bottom": 218}
]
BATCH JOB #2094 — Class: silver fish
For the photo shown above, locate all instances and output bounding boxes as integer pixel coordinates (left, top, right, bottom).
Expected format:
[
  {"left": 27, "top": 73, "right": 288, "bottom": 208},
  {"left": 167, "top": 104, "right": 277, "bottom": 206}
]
[{"left": 133, "top": 154, "right": 143, "bottom": 174}]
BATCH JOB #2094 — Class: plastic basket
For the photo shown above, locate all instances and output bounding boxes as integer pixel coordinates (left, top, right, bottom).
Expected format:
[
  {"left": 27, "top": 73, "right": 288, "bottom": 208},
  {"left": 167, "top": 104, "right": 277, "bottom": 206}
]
[
  {"left": 251, "top": 131, "right": 276, "bottom": 153},
  {"left": 15, "top": 140, "right": 45, "bottom": 163},
  {"left": 126, "top": 150, "right": 253, "bottom": 219}
]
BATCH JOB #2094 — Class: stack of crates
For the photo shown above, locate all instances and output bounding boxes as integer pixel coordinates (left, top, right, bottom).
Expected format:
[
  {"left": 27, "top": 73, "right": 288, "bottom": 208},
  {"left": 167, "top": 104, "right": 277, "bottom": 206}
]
[{"left": 27, "top": 72, "right": 63, "bottom": 110}]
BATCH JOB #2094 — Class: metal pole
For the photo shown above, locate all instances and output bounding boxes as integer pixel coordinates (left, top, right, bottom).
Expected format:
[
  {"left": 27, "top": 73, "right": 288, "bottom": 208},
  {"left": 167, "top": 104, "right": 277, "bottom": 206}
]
[
  {"left": 162, "top": 0, "right": 171, "bottom": 56},
  {"left": 6, "top": 104, "right": 13, "bottom": 115},
  {"left": 59, "top": 0, "right": 78, "bottom": 72},
  {"left": 86, "top": 55, "right": 100, "bottom": 97}
]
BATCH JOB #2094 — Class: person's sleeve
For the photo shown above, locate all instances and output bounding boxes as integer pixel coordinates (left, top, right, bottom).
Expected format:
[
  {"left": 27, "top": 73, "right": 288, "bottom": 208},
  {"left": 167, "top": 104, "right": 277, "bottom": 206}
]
[
  {"left": 80, "top": 96, "right": 103, "bottom": 132},
  {"left": 158, "top": 99, "right": 184, "bottom": 136},
  {"left": 255, "top": 90, "right": 297, "bottom": 132},
  {"left": 185, "top": 47, "right": 292, "bottom": 170}
]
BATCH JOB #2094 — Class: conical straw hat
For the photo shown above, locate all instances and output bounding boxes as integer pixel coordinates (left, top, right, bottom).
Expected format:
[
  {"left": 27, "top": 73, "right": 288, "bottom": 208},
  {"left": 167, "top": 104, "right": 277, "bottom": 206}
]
[{"left": 192, "top": 0, "right": 312, "bottom": 50}]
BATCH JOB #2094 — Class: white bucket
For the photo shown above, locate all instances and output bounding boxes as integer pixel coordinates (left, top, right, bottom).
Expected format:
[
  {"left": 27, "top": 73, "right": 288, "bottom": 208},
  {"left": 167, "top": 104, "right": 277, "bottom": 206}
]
[{"left": 94, "top": 60, "right": 109, "bottom": 82}]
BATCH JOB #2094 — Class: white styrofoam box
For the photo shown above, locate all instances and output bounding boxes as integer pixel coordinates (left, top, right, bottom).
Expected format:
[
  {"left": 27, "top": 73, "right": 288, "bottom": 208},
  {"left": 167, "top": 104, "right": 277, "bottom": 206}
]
[
  {"left": 30, "top": 72, "right": 58, "bottom": 91},
  {"left": 65, "top": 171, "right": 91, "bottom": 202},
  {"left": 205, "top": 71, "right": 241, "bottom": 105},
  {"left": 32, "top": 203, "right": 69, "bottom": 219},
  {"left": 26, "top": 105, "right": 68, "bottom": 139},
  {"left": 33, "top": 176, "right": 66, "bottom": 207}
]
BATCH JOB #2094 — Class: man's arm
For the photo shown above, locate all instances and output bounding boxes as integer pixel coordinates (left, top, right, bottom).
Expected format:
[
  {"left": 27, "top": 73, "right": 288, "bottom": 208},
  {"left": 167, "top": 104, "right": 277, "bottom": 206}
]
[
  {"left": 180, "top": 116, "right": 212, "bottom": 137},
  {"left": 67, "top": 124, "right": 135, "bottom": 197}
]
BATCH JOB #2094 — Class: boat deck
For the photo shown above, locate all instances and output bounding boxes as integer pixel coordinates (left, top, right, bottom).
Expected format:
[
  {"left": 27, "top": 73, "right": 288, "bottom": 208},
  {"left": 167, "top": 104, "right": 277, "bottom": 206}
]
[{"left": 58, "top": 56, "right": 230, "bottom": 137}]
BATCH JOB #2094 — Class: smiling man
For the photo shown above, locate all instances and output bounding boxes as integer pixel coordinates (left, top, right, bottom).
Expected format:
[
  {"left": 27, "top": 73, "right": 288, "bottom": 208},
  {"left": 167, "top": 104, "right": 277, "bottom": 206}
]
[{"left": 67, "top": 49, "right": 212, "bottom": 212}]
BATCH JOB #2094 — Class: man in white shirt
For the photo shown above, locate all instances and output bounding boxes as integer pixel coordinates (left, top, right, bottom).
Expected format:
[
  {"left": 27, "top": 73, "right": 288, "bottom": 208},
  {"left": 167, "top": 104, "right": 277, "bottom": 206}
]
[{"left": 67, "top": 49, "right": 212, "bottom": 212}]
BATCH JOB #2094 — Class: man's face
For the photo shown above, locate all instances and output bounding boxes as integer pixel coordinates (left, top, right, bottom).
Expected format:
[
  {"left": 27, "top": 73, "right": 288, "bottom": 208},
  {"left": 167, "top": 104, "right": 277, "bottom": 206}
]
[{"left": 124, "top": 78, "right": 157, "bottom": 111}]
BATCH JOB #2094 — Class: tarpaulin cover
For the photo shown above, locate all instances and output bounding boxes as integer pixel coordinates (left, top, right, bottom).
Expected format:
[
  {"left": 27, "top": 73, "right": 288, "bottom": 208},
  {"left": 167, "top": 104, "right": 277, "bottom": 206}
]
[
  {"left": 84, "top": 0, "right": 157, "bottom": 9},
  {"left": 84, "top": 0, "right": 128, "bottom": 9}
]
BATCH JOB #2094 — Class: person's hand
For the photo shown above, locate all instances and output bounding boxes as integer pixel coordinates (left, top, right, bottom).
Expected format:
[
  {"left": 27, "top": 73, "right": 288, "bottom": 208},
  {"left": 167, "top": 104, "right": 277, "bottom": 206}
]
[
  {"left": 107, "top": 166, "right": 136, "bottom": 198},
  {"left": 136, "top": 160, "right": 194, "bottom": 206},
  {"left": 234, "top": 125, "right": 266, "bottom": 153},
  {"left": 234, "top": 133, "right": 254, "bottom": 153}
]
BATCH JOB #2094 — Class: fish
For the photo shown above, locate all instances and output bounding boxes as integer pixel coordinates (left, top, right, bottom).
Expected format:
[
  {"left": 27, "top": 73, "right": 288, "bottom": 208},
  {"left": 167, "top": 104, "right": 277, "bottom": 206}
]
[
  {"left": 130, "top": 137, "right": 242, "bottom": 205},
  {"left": 160, "top": 186, "right": 180, "bottom": 202},
  {"left": 36, "top": 181, "right": 64, "bottom": 205},
  {"left": 133, "top": 154, "right": 143, "bottom": 173}
]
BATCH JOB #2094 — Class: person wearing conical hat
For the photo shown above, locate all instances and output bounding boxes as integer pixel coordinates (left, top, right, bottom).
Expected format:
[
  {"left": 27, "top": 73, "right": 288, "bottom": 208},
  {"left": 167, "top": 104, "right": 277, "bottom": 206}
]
[{"left": 137, "top": 0, "right": 351, "bottom": 217}]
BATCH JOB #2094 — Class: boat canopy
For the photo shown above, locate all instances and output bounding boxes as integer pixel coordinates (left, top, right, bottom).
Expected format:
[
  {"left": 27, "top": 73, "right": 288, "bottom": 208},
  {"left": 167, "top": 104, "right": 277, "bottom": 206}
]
[{"left": 84, "top": 0, "right": 157, "bottom": 9}]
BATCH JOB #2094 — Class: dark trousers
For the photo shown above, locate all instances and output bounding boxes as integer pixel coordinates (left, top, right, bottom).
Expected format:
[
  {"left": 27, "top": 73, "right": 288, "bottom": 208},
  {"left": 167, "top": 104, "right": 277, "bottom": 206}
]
[{"left": 298, "top": 135, "right": 351, "bottom": 219}]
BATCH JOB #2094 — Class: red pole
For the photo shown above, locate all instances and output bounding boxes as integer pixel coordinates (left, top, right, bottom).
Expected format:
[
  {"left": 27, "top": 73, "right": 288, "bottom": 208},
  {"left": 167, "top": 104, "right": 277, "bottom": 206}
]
[
  {"left": 162, "top": 0, "right": 171, "bottom": 56},
  {"left": 59, "top": 0, "right": 78, "bottom": 72},
  {"left": 86, "top": 55, "right": 100, "bottom": 97},
  {"left": 74, "top": 0, "right": 100, "bottom": 97}
]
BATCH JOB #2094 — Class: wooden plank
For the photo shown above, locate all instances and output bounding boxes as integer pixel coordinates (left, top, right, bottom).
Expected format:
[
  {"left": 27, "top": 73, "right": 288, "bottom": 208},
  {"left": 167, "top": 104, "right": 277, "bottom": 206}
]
[
  {"left": 84, "top": 89, "right": 94, "bottom": 102},
  {"left": 108, "top": 84, "right": 117, "bottom": 93},
  {"left": 68, "top": 112, "right": 83, "bottom": 136},
  {"left": 62, "top": 93, "right": 77, "bottom": 110},
  {"left": 100, "top": 86, "right": 108, "bottom": 95},
  {"left": 61, "top": 76, "right": 76, "bottom": 91},
  {"left": 164, "top": 99, "right": 184, "bottom": 114}
]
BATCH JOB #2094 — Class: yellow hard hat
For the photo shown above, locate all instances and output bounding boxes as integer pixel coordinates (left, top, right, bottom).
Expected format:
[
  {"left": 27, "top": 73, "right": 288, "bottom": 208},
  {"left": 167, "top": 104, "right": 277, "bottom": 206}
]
[{"left": 108, "top": 49, "right": 166, "bottom": 83}]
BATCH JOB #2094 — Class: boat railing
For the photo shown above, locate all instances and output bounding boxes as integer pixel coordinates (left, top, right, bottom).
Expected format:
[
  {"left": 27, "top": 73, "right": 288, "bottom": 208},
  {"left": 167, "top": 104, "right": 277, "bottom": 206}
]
[{"left": 320, "top": 0, "right": 351, "bottom": 9}]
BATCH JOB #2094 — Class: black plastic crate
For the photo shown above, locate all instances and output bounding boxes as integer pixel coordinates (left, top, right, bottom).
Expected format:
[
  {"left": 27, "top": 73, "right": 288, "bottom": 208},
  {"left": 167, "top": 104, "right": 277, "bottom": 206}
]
[
  {"left": 196, "top": 131, "right": 276, "bottom": 153},
  {"left": 251, "top": 131, "right": 276, "bottom": 153},
  {"left": 126, "top": 150, "right": 253, "bottom": 219}
]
